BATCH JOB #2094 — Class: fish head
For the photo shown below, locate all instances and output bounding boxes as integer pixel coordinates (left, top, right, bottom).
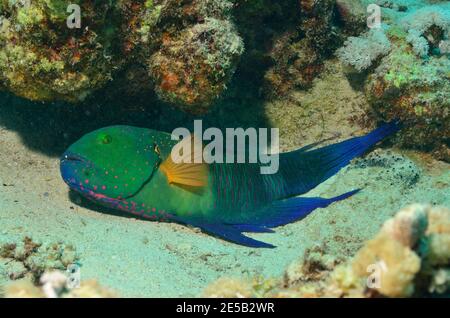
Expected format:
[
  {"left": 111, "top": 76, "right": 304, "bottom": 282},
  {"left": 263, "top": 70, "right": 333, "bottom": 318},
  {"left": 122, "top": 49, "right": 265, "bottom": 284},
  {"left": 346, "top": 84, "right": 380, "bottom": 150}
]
[{"left": 60, "top": 126, "right": 166, "bottom": 204}]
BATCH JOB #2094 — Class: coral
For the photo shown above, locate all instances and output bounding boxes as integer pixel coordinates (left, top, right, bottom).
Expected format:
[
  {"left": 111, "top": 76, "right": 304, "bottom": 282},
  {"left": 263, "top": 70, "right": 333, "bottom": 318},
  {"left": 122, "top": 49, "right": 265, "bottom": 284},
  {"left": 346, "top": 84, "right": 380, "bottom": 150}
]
[
  {"left": 365, "top": 39, "right": 449, "bottom": 161},
  {"left": 0, "top": 237, "right": 115, "bottom": 298},
  {"left": 0, "top": 0, "right": 244, "bottom": 113},
  {"left": 333, "top": 204, "right": 450, "bottom": 298},
  {"left": 202, "top": 204, "right": 450, "bottom": 298},
  {"left": 0, "top": 237, "right": 78, "bottom": 284},
  {"left": 336, "top": 2, "right": 450, "bottom": 161},
  {"left": 2, "top": 271, "right": 118, "bottom": 298},
  {"left": 262, "top": 0, "right": 340, "bottom": 97},
  {"left": 351, "top": 231, "right": 421, "bottom": 297},
  {"left": 40, "top": 270, "right": 69, "bottom": 298},
  {"left": 203, "top": 277, "right": 254, "bottom": 298},
  {"left": 284, "top": 245, "right": 341, "bottom": 287},
  {"left": 3, "top": 278, "right": 45, "bottom": 298},
  {"left": 380, "top": 204, "right": 428, "bottom": 248},
  {"left": 401, "top": 6, "right": 450, "bottom": 57},
  {"left": 336, "top": 29, "right": 392, "bottom": 72},
  {"left": 226, "top": 0, "right": 359, "bottom": 100},
  {"left": 0, "top": 0, "right": 123, "bottom": 102},
  {"left": 148, "top": 16, "right": 244, "bottom": 113}
]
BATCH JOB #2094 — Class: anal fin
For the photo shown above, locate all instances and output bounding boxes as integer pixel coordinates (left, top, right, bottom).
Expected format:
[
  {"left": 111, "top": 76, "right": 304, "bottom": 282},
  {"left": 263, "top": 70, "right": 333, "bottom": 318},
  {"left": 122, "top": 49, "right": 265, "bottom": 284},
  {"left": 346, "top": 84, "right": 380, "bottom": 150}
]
[
  {"left": 260, "top": 189, "right": 361, "bottom": 228},
  {"left": 172, "top": 216, "right": 275, "bottom": 248},
  {"left": 171, "top": 189, "right": 359, "bottom": 248}
]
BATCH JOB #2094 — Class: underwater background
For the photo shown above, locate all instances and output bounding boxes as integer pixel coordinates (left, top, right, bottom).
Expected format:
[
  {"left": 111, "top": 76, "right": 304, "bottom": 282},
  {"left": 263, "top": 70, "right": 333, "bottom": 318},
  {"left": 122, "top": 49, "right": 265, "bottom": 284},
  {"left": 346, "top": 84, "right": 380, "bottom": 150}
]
[{"left": 0, "top": 0, "right": 449, "bottom": 297}]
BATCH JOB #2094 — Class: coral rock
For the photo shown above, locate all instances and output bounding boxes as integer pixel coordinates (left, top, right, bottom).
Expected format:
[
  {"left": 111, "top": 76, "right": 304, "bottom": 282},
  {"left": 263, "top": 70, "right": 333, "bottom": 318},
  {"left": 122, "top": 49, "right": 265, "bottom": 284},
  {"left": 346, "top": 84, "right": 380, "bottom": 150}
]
[
  {"left": 380, "top": 203, "right": 428, "bottom": 248},
  {"left": 203, "top": 277, "right": 254, "bottom": 298},
  {"left": 351, "top": 235, "right": 421, "bottom": 297}
]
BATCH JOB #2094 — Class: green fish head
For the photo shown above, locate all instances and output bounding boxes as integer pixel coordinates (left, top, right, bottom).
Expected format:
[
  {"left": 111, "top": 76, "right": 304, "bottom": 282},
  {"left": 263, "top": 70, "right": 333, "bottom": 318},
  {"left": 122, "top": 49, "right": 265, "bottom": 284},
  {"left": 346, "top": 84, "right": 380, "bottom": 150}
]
[{"left": 61, "top": 126, "right": 165, "bottom": 203}]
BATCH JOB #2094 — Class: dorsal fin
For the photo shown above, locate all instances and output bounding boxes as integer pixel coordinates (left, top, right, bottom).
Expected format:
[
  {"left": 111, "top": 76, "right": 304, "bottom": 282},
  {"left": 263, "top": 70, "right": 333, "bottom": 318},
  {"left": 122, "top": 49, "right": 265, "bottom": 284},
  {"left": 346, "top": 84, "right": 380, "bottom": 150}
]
[{"left": 160, "top": 134, "right": 208, "bottom": 188}]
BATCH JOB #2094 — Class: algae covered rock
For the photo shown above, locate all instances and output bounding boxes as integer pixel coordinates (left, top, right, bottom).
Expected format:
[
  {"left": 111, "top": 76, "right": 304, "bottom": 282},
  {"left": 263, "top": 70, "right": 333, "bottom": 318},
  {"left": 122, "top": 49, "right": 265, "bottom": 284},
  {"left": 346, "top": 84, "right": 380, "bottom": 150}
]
[
  {"left": 0, "top": 0, "right": 244, "bottom": 113},
  {"left": 337, "top": 2, "right": 450, "bottom": 161},
  {"left": 262, "top": 0, "right": 342, "bottom": 97},
  {"left": 0, "top": 0, "right": 123, "bottom": 102},
  {"left": 366, "top": 33, "right": 450, "bottom": 161},
  {"left": 0, "top": 237, "right": 117, "bottom": 298},
  {"left": 148, "top": 16, "right": 243, "bottom": 113}
]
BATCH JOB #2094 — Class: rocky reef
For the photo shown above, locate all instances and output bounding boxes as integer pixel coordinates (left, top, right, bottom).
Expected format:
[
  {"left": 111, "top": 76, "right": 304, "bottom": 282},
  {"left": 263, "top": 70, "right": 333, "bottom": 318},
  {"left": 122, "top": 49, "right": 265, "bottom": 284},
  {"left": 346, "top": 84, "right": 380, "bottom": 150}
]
[
  {"left": 0, "top": 0, "right": 243, "bottom": 113},
  {"left": 1, "top": 0, "right": 447, "bottom": 160},
  {"left": 203, "top": 204, "right": 450, "bottom": 298},
  {"left": 232, "top": 0, "right": 366, "bottom": 99},
  {"left": 337, "top": 1, "right": 449, "bottom": 161}
]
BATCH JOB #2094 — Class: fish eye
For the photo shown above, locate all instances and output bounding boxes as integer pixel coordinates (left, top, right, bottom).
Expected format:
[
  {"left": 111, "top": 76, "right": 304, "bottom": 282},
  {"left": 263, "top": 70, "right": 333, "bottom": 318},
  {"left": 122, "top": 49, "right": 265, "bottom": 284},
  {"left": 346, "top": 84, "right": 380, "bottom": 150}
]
[{"left": 99, "top": 134, "right": 112, "bottom": 145}]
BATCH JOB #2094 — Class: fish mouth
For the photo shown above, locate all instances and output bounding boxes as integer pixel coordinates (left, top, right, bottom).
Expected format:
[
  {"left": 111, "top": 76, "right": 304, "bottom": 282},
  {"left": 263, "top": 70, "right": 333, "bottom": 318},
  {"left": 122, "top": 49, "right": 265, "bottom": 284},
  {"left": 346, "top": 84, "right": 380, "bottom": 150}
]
[
  {"left": 60, "top": 151, "right": 92, "bottom": 190},
  {"left": 60, "top": 151, "right": 125, "bottom": 207}
]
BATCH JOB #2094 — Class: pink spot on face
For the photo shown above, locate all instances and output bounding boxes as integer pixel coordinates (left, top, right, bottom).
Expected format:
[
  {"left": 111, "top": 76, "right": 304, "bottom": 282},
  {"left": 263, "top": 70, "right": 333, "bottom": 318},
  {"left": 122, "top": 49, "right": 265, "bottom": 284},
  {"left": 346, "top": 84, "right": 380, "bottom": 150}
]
[
  {"left": 101, "top": 185, "right": 106, "bottom": 190},
  {"left": 130, "top": 210, "right": 141, "bottom": 216},
  {"left": 93, "top": 193, "right": 108, "bottom": 200},
  {"left": 85, "top": 179, "right": 89, "bottom": 184},
  {"left": 152, "top": 207, "right": 156, "bottom": 212},
  {"left": 114, "top": 175, "right": 118, "bottom": 179},
  {"left": 93, "top": 186, "right": 98, "bottom": 190},
  {"left": 142, "top": 203, "right": 145, "bottom": 207},
  {"left": 114, "top": 185, "right": 118, "bottom": 189}
]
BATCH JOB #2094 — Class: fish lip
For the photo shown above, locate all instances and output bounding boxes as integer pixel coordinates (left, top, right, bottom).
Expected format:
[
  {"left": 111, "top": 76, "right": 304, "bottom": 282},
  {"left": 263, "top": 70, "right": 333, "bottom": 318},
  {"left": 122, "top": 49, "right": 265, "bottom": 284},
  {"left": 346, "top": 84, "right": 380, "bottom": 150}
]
[
  {"left": 60, "top": 151, "right": 88, "bottom": 164},
  {"left": 60, "top": 151, "right": 92, "bottom": 188},
  {"left": 60, "top": 151, "right": 125, "bottom": 206}
]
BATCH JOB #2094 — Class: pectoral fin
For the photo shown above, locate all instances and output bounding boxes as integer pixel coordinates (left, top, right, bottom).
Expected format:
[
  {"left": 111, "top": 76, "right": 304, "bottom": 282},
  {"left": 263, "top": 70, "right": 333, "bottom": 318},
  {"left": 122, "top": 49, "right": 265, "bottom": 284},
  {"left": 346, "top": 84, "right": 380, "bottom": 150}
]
[{"left": 160, "top": 134, "right": 208, "bottom": 189}]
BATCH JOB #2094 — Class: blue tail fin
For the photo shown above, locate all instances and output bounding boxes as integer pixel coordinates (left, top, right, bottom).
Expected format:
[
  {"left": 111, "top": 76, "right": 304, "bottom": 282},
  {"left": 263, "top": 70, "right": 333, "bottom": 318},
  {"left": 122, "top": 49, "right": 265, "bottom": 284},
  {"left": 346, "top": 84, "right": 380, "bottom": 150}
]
[{"left": 278, "top": 121, "right": 400, "bottom": 198}]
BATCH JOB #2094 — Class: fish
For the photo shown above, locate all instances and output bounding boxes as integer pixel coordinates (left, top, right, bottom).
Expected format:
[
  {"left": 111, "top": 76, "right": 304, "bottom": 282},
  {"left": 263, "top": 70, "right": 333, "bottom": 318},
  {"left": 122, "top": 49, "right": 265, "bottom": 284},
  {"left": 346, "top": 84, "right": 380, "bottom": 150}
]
[{"left": 60, "top": 122, "right": 399, "bottom": 248}]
